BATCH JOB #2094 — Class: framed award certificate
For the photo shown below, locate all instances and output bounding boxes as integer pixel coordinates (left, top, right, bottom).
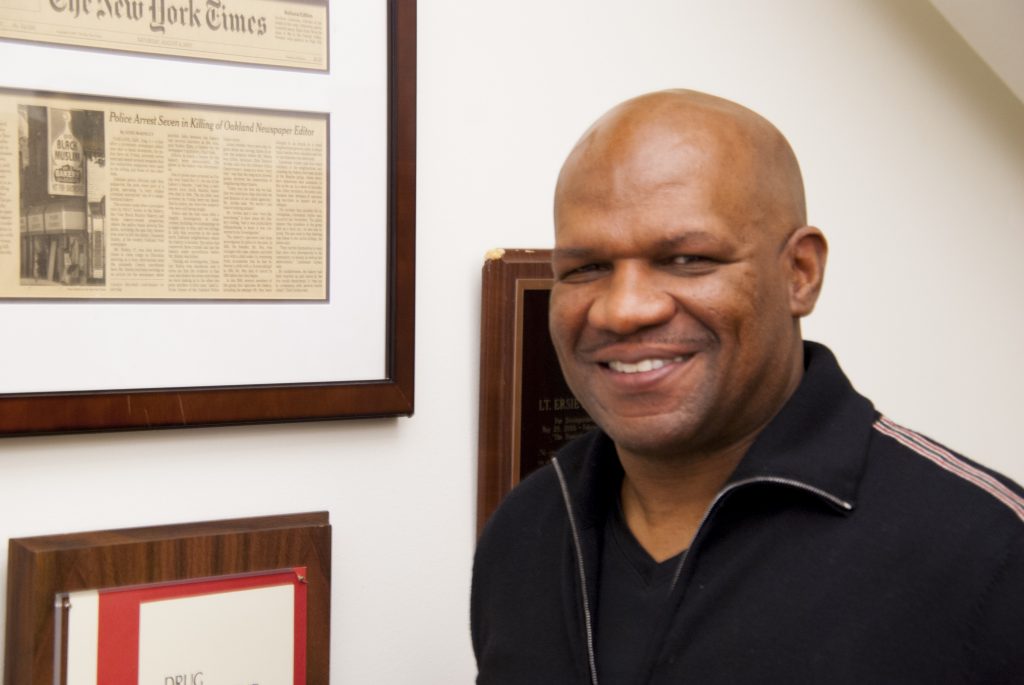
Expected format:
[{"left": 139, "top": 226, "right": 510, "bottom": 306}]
[
  {"left": 59, "top": 570, "right": 307, "bottom": 685},
  {"left": 4, "top": 512, "right": 330, "bottom": 685}
]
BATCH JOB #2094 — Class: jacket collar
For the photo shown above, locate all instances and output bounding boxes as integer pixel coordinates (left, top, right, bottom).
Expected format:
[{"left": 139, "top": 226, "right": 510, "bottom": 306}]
[
  {"left": 560, "top": 341, "right": 874, "bottom": 525},
  {"left": 726, "top": 341, "right": 874, "bottom": 510}
]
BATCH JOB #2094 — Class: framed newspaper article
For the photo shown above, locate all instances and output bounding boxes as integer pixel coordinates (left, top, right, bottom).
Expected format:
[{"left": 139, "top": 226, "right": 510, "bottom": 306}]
[
  {"left": 4, "top": 512, "right": 330, "bottom": 685},
  {"left": 0, "top": 0, "right": 416, "bottom": 434}
]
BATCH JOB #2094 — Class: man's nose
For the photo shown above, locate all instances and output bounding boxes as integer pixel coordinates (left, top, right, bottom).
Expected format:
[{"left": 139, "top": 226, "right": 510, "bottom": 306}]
[{"left": 587, "top": 263, "right": 675, "bottom": 335}]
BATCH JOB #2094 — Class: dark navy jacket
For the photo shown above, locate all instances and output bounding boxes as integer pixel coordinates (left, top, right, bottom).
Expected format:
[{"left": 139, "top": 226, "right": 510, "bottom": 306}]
[{"left": 472, "top": 343, "right": 1024, "bottom": 684}]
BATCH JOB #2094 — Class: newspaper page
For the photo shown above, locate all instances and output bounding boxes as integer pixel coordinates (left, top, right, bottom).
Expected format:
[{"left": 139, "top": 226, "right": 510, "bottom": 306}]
[
  {"left": 0, "top": 0, "right": 327, "bottom": 70},
  {"left": 0, "top": 87, "right": 328, "bottom": 300}
]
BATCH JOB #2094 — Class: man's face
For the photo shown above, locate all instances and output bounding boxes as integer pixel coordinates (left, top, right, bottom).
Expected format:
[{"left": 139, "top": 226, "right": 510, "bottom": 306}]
[{"left": 549, "top": 128, "right": 805, "bottom": 461}]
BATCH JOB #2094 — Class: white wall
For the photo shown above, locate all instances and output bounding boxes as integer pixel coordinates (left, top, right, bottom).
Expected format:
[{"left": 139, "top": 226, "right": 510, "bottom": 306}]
[
  {"left": 1, "top": 1, "right": 1021, "bottom": 682},
  {"left": 929, "top": 0, "right": 1024, "bottom": 102}
]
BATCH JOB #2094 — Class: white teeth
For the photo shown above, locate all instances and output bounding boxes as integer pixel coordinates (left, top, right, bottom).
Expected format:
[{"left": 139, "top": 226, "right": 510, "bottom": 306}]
[{"left": 608, "top": 356, "right": 686, "bottom": 374}]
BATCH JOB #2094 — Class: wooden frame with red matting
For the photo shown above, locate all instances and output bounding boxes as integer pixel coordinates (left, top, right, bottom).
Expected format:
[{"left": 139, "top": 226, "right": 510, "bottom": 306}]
[{"left": 4, "top": 512, "right": 331, "bottom": 685}]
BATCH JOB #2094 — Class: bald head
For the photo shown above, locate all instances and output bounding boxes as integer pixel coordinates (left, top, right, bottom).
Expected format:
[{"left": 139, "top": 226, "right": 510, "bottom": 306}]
[{"left": 555, "top": 89, "right": 807, "bottom": 241}]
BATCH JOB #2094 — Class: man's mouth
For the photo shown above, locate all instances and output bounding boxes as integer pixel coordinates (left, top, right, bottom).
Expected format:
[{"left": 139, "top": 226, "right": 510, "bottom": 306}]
[{"left": 606, "top": 355, "right": 690, "bottom": 374}]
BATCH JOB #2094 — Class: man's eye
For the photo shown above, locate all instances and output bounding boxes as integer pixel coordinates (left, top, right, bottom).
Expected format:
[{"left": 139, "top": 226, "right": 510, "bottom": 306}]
[
  {"left": 672, "top": 254, "right": 706, "bottom": 264},
  {"left": 558, "top": 263, "right": 608, "bottom": 282},
  {"left": 667, "top": 254, "right": 716, "bottom": 271}
]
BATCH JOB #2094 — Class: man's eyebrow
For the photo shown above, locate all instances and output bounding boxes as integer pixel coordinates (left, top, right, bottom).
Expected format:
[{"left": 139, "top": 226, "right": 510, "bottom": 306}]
[
  {"left": 552, "top": 231, "right": 718, "bottom": 260},
  {"left": 652, "top": 231, "right": 718, "bottom": 250},
  {"left": 551, "top": 246, "right": 596, "bottom": 260}
]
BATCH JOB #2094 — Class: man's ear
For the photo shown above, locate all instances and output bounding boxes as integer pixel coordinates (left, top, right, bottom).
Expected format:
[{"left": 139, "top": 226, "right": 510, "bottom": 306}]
[{"left": 786, "top": 226, "right": 827, "bottom": 317}]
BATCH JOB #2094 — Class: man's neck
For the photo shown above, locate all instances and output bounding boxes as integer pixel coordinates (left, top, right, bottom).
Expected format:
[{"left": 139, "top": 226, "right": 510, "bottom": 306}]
[{"left": 618, "top": 441, "right": 750, "bottom": 563}]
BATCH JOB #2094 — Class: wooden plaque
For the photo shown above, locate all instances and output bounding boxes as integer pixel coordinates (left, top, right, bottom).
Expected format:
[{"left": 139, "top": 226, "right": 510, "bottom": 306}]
[
  {"left": 476, "top": 249, "right": 596, "bottom": 534},
  {"left": 4, "top": 512, "right": 331, "bottom": 685}
]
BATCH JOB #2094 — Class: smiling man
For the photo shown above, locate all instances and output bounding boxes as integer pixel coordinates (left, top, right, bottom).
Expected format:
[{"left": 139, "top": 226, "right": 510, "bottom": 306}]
[{"left": 471, "top": 90, "right": 1024, "bottom": 684}]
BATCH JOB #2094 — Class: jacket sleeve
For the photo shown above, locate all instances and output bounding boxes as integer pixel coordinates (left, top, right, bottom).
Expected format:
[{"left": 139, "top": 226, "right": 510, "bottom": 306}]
[{"left": 967, "top": 528, "right": 1024, "bottom": 683}]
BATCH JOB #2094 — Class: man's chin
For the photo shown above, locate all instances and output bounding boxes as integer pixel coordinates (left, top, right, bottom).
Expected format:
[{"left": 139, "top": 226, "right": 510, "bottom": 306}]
[{"left": 602, "top": 423, "right": 700, "bottom": 462}]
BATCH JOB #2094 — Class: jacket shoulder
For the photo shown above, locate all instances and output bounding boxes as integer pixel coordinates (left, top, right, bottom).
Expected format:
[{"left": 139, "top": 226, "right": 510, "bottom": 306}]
[
  {"left": 870, "top": 415, "right": 1024, "bottom": 529},
  {"left": 471, "top": 448, "right": 585, "bottom": 677},
  {"left": 476, "top": 430, "right": 601, "bottom": 548}
]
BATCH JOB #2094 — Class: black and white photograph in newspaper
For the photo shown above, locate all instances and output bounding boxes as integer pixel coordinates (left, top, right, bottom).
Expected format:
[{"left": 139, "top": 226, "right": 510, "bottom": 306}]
[{"left": 18, "top": 105, "right": 107, "bottom": 287}]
